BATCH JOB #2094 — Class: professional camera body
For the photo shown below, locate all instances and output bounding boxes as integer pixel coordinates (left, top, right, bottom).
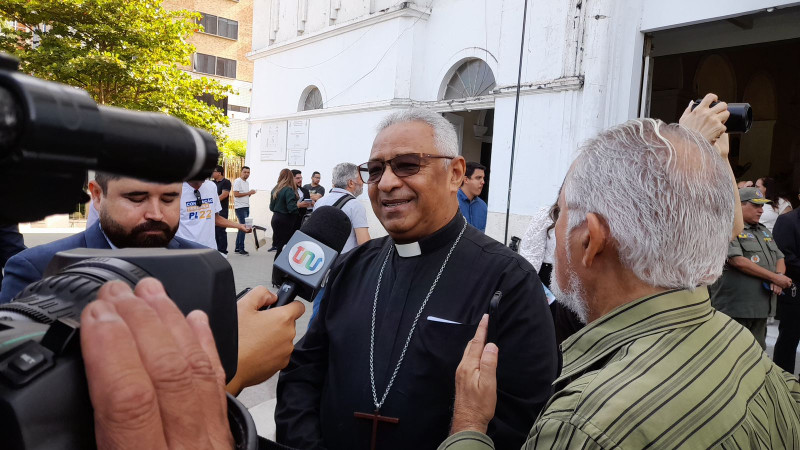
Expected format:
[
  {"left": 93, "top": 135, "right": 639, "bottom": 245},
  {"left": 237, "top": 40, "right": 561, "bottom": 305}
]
[
  {"left": 0, "top": 248, "right": 239, "bottom": 449},
  {"left": 0, "top": 53, "right": 256, "bottom": 449}
]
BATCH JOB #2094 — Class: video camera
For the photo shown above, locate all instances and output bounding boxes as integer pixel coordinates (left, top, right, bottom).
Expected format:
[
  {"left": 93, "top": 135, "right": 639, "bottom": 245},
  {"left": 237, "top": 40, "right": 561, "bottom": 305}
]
[
  {"left": 0, "top": 54, "right": 256, "bottom": 449},
  {"left": 0, "top": 53, "right": 218, "bottom": 223}
]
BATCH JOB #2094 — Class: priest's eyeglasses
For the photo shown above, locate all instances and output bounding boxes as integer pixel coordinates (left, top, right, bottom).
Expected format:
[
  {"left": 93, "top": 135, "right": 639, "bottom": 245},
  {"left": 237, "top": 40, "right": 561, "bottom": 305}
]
[{"left": 358, "top": 153, "right": 455, "bottom": 184}]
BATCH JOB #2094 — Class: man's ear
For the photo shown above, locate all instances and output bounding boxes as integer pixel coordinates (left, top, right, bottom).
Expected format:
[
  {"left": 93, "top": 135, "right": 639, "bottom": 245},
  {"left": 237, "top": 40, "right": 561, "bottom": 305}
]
[
  {"left": 581, "top": 213, "right": 609, "bottom": 268},
  {"left": 88, "top": 180, "right": 104, "bottom": 212},
  {"left": 450, "top": 156, "right": 466, "bottom": 190}
]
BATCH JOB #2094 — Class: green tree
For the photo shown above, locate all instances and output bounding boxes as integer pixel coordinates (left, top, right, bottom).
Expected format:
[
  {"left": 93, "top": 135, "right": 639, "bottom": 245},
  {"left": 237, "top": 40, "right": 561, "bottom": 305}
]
[
  {"left": 0, "top": 0, "right": 230, "bottom": 140},
  {"left": 220, "top": 139, "right": 247, "bottom": 159}
]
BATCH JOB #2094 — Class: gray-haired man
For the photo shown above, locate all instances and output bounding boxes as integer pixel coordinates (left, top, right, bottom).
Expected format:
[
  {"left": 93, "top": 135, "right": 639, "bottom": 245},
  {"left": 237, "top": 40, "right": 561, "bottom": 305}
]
[
  {"left": 313, "top": 163, "right": 370, "bottom": 253},
  {"left": 443, "top": 96, "right": 800, "bottom": 449},
  {"left": 307, "top": 163, "right": 371, "bottom": 323}
]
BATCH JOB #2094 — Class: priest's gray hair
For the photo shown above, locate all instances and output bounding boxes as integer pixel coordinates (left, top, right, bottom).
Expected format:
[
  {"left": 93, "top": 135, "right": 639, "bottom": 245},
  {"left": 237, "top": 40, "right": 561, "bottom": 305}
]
[
  {"left": 331, "top": 162, "right": 359, "bottom": 189},
  {"left": 377, "top": 108, "right": 459, "bottom": 160},
  {"left": 563, "top": 118, "right": 734, "bottom": 289}
]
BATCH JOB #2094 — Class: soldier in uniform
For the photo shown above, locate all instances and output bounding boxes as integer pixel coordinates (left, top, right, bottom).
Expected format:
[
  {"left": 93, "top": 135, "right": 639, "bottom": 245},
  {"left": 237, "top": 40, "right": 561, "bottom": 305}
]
[{"left": 710, "top": 187, "right": 793, "bottom": 348}]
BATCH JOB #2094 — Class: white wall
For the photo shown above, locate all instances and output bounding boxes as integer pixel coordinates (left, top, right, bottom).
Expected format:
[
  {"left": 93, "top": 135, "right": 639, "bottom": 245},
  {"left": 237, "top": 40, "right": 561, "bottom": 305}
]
[{"left": 247, "top": 0, "right": 799, "bottom": 241}]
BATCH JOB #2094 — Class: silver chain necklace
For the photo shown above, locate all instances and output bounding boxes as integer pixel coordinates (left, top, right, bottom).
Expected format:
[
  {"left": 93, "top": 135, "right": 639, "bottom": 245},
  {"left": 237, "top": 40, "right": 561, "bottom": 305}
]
[{"left": 369, "top": 218, "right": 468, "bottom": 411}]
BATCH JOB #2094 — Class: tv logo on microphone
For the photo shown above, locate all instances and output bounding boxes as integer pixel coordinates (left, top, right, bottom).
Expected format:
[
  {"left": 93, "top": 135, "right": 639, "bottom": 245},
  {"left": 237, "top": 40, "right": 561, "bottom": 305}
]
[{"left": 288, "top": 241, "right": 325, "bottom": 275}]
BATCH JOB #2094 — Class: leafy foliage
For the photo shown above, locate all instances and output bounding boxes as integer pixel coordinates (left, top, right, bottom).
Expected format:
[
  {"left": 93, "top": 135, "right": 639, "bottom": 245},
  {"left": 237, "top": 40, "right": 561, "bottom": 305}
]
[
  {"left": 220, "top": 139, "right": 247, "bottom": 159},
  {"left": 0, "top": 0, "right": 230, "bottom": 140}
]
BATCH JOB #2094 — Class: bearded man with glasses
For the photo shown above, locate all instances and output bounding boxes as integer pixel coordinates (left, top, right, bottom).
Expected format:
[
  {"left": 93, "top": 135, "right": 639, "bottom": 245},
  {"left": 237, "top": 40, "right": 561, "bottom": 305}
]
[{"left": 276, "top": 108, "right": 557, "bottom": 450}]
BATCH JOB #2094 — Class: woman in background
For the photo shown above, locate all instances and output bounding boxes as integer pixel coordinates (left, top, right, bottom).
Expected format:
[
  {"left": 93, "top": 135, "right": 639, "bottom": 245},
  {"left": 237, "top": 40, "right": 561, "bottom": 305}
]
[
  {"left": 269, "top": 169, "right": 302, "bottom": 287},
  {"left": 757, "top": 177, "right": 793, "bottom": 231}
]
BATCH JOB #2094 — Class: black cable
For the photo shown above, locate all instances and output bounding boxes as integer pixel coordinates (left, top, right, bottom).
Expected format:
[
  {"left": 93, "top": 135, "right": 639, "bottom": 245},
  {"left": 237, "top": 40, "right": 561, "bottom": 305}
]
[{"left": 504, "top": 0, "right": 529, "bottom": 245}]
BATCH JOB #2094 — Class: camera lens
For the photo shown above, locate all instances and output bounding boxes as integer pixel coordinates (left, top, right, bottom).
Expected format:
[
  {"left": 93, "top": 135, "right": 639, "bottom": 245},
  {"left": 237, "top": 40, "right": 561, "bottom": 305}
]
[
  {"left": 0, "top": 85, "right": 22, "bottom": 152},
  {"left": 0, "top": 258, "right": 149, "bottom": 324}
]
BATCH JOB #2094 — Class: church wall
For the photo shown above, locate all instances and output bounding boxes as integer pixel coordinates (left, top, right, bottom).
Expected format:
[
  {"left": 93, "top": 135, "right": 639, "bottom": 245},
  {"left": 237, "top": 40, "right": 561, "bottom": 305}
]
[
  {"left": 246, "top": 0, "right": 800, "bottom": 242},
  {"left": 249, "top": 17, "right": 407, "bottom": 118}
]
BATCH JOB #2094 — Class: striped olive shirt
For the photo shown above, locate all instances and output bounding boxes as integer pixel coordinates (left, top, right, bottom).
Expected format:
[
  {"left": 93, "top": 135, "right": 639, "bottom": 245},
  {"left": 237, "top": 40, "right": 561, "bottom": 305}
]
[{"left": 439, "top": 288, "right": 800, "bottom": 450}]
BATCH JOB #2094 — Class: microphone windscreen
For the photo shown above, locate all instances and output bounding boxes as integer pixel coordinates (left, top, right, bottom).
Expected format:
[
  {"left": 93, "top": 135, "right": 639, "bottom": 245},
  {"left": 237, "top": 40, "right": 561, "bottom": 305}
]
[{"left": 300, "top": 206, "right": 352, "bottom": 253}]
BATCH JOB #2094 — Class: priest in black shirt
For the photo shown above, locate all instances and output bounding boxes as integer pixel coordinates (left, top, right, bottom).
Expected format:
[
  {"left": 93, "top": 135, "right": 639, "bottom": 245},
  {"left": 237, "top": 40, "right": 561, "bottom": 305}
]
[{"left": 275, "top": 108, "right": 558, "bottom": 450}]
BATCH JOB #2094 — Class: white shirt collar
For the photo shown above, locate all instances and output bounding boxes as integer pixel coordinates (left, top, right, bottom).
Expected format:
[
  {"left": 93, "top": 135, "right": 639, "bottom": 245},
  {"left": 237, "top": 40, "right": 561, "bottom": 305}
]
[{"left": 395, "top": 242, "right": 421, "bottom": 258}]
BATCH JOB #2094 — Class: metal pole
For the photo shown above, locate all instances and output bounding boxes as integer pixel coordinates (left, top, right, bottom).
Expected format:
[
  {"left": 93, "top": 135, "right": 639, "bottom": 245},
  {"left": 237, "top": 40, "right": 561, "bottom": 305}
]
[{"left": 504, "top": 0, "right": 529, "bottom": 245}]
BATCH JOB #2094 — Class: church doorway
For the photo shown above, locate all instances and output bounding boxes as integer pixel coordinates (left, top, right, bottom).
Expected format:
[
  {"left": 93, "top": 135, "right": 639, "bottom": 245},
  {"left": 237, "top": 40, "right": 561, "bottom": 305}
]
[
  {"left": 439, "top": 57, "right": 497, "bottom": 204},
  {"left": 643, "top": 6, "right": 800, "bottom": 204},
  {"left": 443, "top": 109, "right": 494, "bottom": 203}
]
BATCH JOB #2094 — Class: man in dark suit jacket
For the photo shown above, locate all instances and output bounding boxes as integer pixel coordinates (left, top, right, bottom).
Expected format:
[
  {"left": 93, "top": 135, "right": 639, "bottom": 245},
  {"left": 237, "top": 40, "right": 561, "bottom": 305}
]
[
  {"left": 773, "top": 206, "right": 800, "bottom": 374},
  {"left": 0, "top": 174, "right": 203, "bottom": 303}
]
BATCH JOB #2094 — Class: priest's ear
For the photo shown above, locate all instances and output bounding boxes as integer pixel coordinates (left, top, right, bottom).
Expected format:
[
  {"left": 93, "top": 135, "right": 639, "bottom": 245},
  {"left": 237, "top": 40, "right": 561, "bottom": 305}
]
[{"left": 448, "top": 156, "right": 466, "bottom": 191}]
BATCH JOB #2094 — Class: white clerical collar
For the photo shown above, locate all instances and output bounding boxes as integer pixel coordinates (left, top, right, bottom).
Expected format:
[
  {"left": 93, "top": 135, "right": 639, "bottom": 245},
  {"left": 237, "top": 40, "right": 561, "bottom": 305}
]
[{"left": 394, "top": 242, "right": 421, "bottom": 258}]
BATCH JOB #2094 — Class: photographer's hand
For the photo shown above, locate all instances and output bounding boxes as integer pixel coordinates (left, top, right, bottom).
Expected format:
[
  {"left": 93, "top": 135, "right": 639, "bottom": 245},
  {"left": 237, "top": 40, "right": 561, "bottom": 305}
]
[
  {"left": 81, "top": 278, "right": 233, "bottom": 449},
  {"left": 679, "top": 93, "right": 730, "bottom": 144},
  {"left": 225, "top": 287, "right": 305, "bottom": 396}
]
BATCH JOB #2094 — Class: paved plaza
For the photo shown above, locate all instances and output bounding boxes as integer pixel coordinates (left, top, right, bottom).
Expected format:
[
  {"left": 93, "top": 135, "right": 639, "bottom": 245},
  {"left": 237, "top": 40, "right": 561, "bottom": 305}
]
[{"left": 14, "top": 229, "right": 800, "bottom": 441}]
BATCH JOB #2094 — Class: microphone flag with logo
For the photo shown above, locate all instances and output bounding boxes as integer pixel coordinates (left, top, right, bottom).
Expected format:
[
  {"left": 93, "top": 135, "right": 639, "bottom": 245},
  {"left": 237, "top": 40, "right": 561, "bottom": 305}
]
[{"left": 271, "top": 206, "right": 352, "bottom": 308}]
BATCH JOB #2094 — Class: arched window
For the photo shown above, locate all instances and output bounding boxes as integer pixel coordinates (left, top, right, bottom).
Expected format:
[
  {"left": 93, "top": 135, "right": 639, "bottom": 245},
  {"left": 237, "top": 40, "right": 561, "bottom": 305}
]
[
  {"left": 443, "top": 59, "right": 496, "bottom": 100},
  {"left": 300, "top": 86, "right": 323, "bottom": 111}
]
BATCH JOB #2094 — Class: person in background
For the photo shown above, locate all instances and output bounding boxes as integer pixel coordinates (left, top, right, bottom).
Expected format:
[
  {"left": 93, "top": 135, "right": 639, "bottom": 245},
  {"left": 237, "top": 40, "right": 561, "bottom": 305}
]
[
  {"left": 303, "top": 171, "right": 326, "bottom": 210},
  {"left": 269, "top": 169, "right": 308, "bottom": 287},
  {"left": 772, "top": 196, "right": 800, "bottom": 374},
  {"left": 307, "top": 162, "right": 371, "bottom": 325},
  {"left": 291, "top": 169, "right": 313, "bottom": 231},
  {"left": 520, "top": 198, "right": 584, "bottom": 346},
  {"left": 211, "top": 165, "right": 232, "bottom": 256},
  {"left": 176, "top": 180, "right": 250, "bottom": 252},
  {"left": 457, "top": 162, "right": 488, "bottom": 232},
  {"left": 709, "top": 186, "right": 792, "bottom": 349},
  {"left": 232, "top": 167, "right": 256, "bottom": 255},
  {"left": 756, "top": 176, "right": 793, "bottom": 231}
]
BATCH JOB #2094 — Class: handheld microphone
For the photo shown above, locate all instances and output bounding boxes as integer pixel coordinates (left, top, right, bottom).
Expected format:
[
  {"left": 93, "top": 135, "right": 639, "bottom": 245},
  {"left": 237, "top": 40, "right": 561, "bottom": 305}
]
[{"left": 271, "top": 206, "right": 352, "bottom": 308}]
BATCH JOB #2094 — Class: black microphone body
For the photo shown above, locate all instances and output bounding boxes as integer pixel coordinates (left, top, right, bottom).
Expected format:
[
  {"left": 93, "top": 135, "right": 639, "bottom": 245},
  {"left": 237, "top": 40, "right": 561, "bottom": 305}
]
[{"left": 270, "top": 206, "right": 352, "bottom": 308}]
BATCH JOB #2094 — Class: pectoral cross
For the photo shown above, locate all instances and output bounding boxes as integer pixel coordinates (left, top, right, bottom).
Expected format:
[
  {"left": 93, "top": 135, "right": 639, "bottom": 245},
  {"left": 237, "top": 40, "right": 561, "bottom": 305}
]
[{"left": 354, "top": 409, "right": 399, "bottom": 450}]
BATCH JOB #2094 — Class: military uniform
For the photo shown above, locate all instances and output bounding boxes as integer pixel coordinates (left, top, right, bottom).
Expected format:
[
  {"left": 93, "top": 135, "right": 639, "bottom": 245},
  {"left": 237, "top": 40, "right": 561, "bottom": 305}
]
[{"left": 710, "top": 188, "right": 785, "bottom": 349}]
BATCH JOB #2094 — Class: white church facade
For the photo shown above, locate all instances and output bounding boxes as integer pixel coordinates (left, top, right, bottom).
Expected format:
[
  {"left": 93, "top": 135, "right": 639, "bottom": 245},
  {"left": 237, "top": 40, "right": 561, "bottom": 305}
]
[{"left": 244, "top": 0, "right": 800, "bottom": 242}]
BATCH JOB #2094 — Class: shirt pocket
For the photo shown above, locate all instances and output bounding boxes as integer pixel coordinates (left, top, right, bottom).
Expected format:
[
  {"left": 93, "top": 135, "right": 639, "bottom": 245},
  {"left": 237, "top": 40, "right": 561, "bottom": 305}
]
[
  {"left": 416, "top": 320, "right": 478, "bottom": 376},
  {"left": 740, "top": 239, "right": 762, "bottom": 253},
  {"left": 766, "top": 239, "right": 780, "bottom": 253}
]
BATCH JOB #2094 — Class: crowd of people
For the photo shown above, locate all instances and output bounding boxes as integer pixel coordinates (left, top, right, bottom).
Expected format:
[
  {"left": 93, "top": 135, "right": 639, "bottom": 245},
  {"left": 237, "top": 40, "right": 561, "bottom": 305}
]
[{"left": 1, "top": 94, "right": 800, "bottom": 449}]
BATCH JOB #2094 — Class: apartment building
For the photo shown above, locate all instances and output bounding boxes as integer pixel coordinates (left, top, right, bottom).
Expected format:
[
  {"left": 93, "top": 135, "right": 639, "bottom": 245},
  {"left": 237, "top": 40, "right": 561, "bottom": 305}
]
[{"left": 164, "top": 0, "right": 254, "bottom": 141}]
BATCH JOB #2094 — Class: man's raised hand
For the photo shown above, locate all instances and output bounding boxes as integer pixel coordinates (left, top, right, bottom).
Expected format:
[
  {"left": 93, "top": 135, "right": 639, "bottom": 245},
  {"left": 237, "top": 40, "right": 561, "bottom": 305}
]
[{"left": 450, "top": 314, "right": 498, "bottom": 435}]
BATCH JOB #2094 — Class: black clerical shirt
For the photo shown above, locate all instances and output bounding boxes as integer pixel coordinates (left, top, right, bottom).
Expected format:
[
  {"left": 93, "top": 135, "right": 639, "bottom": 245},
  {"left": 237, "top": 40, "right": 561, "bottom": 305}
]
[{"left": 276, "top": 214, "right": 558, "bottom": 450}]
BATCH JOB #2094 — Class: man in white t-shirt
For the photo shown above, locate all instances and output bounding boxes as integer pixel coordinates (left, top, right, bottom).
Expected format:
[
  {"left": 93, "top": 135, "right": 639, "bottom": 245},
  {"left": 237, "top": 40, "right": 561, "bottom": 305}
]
[
  {"left": 232, "top": 166, "right": 256, "bottom": 255},
  {"left": 177, "top": 180, "right": 251, "bottom": 252}
]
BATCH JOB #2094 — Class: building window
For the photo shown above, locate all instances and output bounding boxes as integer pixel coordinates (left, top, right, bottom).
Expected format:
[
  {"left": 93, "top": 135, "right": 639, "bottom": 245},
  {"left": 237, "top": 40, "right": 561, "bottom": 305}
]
[
  {"left": 300, "top": 87, "right": 323, "bottom": 111},
  {"left": 194, "top": 53, "right": 237, "bottom": 78},
  {"left": 443, "top": 59, "right": 496, "bottom": 100},
  {"left": 197, "top": 93, "right": 228, "bottom": 115},
  {"left": 197, "top": 13, "right": 239, "bottom": 40},
  {"left": 229, "top": 104, "right": 250, "bottom": 113}
]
